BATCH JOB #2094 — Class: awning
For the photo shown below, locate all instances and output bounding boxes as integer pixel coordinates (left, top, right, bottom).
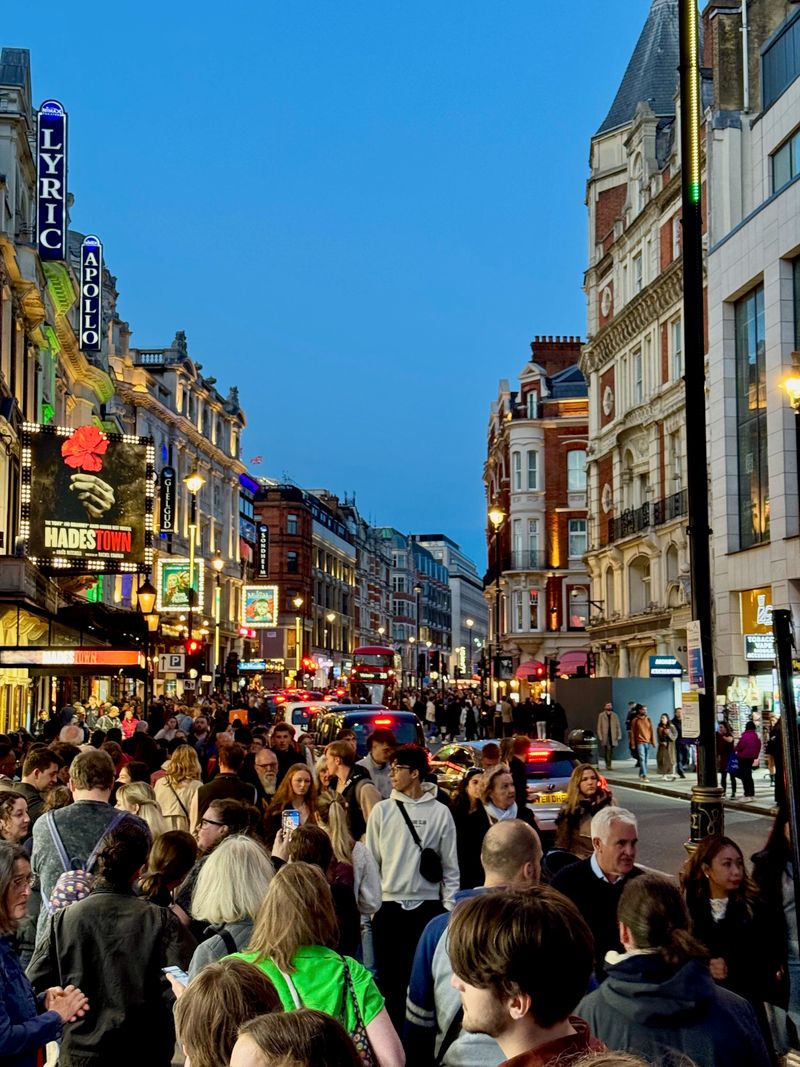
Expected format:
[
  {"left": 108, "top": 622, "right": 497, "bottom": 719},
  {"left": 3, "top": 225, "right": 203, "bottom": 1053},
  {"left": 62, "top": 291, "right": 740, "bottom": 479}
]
[
  {"left": 516, "top": 659, "right": 545, "bottom": 680},
  {"left": 557, "top": 650, "right": 591, "bottom": 676}
]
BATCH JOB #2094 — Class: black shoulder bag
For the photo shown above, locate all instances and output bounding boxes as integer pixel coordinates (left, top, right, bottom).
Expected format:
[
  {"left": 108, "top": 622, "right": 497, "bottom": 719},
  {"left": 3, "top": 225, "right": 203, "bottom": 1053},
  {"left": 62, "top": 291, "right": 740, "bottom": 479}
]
[{"left": 394, "top": 800, "right": 444, "bottom": 884}]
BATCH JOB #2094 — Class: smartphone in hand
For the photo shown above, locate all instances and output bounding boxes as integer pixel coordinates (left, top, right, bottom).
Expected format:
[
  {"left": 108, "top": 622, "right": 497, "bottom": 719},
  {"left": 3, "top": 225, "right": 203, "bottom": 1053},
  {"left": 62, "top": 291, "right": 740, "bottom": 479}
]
[
  {"left": 282, "top": 809, "right": 301, "bottom": 837},
  {"left": 162, "top": 966, "right": 189, "bottom": 986}
]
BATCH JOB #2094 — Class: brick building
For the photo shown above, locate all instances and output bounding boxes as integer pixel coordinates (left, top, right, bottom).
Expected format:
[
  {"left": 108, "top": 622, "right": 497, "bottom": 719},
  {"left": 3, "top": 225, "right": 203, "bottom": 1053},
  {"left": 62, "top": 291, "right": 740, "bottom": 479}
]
[{"left": 483, "top": 336, "right": 590, "bottom": 697}]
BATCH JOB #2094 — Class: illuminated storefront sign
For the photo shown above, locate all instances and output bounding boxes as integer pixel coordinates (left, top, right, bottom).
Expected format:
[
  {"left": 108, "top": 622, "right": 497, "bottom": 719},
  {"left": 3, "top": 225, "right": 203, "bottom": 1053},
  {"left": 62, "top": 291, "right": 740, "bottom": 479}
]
[
  {"left": 243, "top": 585, "right": 278, "bottom": 628},
  {"left": 79, "top": 236, "right": 103, "bottom": 351},
  {"left": 21, "top": 423, "right": 154, "bottom": 573},
  {"left": 0, "top": 649, "right": 143, "bottom": 668},
  {"left": 36, "top": 100, "right": 68, "bottom": 260},
  {"left": 741, "top": 586, "right": 775, "bottom": 662},
  {"left": 156, "top": 557, "right": 204, "bottom": 613}
]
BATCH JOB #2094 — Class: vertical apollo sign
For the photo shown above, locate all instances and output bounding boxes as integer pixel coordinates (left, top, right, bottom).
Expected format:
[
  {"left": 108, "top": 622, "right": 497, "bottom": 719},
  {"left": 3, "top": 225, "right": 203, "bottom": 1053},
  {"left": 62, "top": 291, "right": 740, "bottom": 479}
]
[
  {"left": 79, "top": 236, "right": 103, "bottom": 352},
  {"left": 36, "top": 100, "right": 68, "bottom": 261}
]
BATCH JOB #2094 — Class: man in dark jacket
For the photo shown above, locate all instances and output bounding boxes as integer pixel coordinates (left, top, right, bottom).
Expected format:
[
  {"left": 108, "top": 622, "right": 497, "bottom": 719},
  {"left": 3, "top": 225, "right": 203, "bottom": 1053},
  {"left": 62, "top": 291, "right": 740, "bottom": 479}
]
[
  {"left": 552, "top": 806, "right": 643, "bottom": 980},
  {"left": 15, "top": 748, "right": 62, "bottom": 830},
  {"left": 192, "top": 742, "right": 256, "bottom": 824}
]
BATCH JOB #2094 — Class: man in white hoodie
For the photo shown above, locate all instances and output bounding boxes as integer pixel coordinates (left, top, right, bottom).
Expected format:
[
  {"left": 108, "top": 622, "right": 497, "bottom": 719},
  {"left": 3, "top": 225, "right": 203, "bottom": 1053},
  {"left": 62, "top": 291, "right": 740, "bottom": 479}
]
[{"left": 367, "top": 743, "right": 459, "bottom": 1029}]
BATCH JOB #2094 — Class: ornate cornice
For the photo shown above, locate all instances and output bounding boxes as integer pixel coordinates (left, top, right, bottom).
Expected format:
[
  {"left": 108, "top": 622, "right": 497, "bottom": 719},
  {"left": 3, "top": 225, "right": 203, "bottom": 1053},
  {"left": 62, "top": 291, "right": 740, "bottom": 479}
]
[{"left": 582, "top": 259, "right": 683, "bottom": 376}]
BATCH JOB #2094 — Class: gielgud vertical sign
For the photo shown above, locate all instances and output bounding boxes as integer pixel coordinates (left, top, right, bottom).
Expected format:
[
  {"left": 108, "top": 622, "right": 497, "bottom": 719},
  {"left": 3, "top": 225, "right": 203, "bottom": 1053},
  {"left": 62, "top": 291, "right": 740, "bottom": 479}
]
[{"left": 21, "top": 423, "right": 154, "bottom": 573}]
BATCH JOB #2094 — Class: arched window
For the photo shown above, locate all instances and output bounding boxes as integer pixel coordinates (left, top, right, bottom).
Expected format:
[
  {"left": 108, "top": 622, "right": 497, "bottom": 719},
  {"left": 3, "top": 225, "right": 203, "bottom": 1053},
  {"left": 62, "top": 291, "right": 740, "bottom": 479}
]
[
  {"left": 628, "top": 555, "right": 651, "bottom": 614},
  {"left": 665, "top": 544, "right": 679, "bottom": 583}
]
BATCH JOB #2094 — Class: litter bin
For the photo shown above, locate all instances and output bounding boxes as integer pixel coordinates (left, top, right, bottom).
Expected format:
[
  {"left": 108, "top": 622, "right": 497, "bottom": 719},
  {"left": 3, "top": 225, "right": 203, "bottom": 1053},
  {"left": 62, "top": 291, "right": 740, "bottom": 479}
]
[{"left": 568, "top": 728, "right": 599, "bottom": 766}]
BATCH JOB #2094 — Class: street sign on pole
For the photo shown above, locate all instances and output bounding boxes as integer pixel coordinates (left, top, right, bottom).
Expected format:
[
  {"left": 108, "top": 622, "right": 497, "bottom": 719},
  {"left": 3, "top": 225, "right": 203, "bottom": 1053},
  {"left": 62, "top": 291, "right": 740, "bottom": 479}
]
[{"left": 158, "top": 653, "right": 185, "bottom": 673}]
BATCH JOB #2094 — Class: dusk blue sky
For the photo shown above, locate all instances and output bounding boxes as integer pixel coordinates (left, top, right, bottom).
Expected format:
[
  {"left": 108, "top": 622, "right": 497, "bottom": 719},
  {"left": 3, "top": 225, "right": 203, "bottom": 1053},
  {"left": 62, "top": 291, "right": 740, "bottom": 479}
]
[{"left": 6, "top": 2, "right": 650, "bottom": 568}]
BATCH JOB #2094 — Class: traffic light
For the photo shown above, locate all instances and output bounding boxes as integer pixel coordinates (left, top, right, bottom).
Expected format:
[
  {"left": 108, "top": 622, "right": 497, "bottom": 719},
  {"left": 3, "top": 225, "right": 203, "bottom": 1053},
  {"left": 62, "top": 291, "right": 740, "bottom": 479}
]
[
  {"left": 184, "top": 638, "right": 206, "bottom": 675},
  {"left": 534, "top": 663, "right": 546, "bottom": 680},
  {"left": 548, "top": 658, "right": 560, "bottom": 681},
  {"left": 225, "top": 651, "right": 240, "bottom": 679},
  {"left": 417, "top": 652, "right": 426, "bottom": 678}
]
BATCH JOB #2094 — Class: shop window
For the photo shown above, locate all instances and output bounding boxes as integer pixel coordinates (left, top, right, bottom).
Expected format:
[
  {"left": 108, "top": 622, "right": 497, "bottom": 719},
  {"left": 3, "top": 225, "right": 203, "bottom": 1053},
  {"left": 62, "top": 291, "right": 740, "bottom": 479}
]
[{"left": 735, "top": 286, "right": 769, "bottom": 549}]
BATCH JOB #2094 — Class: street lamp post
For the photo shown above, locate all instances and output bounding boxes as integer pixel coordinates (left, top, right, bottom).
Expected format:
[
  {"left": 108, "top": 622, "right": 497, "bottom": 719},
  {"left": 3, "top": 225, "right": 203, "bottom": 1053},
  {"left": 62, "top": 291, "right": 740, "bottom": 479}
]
[
  {"left": 184, "top": 469, "right": 205, "bottom": 642},
  {"left": 211, "top": 549, "right": 224, "bottom": 689},
  {"left": 293, "top": 595, "right": 304, "bottom": 684},
  {"left": 408, "top": 634, "right": 416, "bottom": 688},
  {"left": 326, "top": 611, "right": 335, "bottom": 684},
  {"left": 488, "top": 506, "right": 506, "bottom": 699},
  {"left": 465, "top": 618, "right": 474, "bottom": 679},
  {"left": 136, "top": 579, "right": 158, "bottom": 723}
]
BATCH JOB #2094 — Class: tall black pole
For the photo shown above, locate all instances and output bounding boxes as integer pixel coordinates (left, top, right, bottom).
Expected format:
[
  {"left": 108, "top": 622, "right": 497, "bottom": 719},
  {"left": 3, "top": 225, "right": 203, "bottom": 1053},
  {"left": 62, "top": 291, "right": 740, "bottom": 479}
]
[
  {"left": 679, "top": 0, "right": 723, "bottom": 843},
  {"left": 494, "top": 527, "right": 501, "bottom": 698}
]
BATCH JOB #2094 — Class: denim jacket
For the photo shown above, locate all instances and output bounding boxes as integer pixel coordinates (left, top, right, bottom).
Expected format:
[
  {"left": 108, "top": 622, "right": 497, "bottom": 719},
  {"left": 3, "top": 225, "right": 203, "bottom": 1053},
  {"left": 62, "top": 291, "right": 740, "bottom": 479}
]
[{"left": 0, "top": 934, "right": 62, "bottom": 1067}]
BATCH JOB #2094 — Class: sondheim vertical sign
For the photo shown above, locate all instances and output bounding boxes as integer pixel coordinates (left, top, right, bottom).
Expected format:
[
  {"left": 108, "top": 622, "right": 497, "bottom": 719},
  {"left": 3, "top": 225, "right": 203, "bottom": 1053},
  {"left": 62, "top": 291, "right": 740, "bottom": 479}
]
[
  {"left": 255, "top": 523, "right": 269, "bottom": 578},
  {"left": 37, "top": 100, "right": 68, "bottom": 261},
  {"left": 79, "top": 236, "right": 103, "bottom": 352}
]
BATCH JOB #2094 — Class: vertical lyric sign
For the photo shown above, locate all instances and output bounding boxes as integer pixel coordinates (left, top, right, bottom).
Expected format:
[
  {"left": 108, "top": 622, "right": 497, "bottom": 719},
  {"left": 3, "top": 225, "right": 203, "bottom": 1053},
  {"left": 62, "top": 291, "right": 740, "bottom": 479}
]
[
  {"left": 36, "top": 100, "right": 68, "bottom": 260},
  {"left": 79, "top": 236, "right": 103, "bottom": 352}
]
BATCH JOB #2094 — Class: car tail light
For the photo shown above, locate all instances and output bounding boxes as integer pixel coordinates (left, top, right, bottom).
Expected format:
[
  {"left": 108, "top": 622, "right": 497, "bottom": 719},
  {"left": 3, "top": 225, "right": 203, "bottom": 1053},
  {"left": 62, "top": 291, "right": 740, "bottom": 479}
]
[
  {"left": 526, "top": 749, "right": 549, "bottom": 762},
  {"left": 374, "top": 717, "right": 393, "bottom": 726},
  {"left": 275, "top": 695, "right": 286, "bottom": 704}
]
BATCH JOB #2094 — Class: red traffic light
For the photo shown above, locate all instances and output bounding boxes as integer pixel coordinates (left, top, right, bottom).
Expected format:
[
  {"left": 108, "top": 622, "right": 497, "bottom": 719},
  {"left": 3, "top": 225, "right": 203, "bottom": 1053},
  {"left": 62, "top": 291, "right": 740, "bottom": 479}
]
[
  {"left": 535, "top": 665, "right": 545, "bottom": 677},
  {"left": 184, "top": 638, "right": 203, "bottom": 655}
]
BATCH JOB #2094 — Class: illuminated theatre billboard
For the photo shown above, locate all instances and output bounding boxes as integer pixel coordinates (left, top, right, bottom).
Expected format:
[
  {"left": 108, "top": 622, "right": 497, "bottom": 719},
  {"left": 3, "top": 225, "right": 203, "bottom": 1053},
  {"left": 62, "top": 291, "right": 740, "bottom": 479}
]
[
  {"left": 22, "top": 423, "right": 154, "bottom": 573},
  {"left": 243, "top": 585, "right": 278, "bottom": 628}
]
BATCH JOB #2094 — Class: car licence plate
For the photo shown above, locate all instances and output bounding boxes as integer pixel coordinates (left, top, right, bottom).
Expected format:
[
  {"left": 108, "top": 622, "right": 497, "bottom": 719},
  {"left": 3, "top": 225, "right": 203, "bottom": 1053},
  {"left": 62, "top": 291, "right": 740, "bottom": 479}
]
[{"left": 531, "top": 791, "right": 567, "bottom": 804}]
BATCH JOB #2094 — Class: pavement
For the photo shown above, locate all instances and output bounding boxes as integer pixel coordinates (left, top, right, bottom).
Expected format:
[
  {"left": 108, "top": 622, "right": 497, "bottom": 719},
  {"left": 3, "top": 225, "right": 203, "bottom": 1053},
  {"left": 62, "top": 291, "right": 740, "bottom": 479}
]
[{"left": 602, "top": 758, "right": 778, "bottom": 817}]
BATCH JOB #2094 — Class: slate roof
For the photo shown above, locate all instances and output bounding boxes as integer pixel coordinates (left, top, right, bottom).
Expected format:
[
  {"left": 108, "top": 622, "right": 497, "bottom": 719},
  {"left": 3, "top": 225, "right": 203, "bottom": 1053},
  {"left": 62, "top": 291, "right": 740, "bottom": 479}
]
[
  {"left": 548, "top": 364, "right": 587, "bottom": 400},
  {"left": 596, "top": 0, "right": 681, "bottom": 135}
]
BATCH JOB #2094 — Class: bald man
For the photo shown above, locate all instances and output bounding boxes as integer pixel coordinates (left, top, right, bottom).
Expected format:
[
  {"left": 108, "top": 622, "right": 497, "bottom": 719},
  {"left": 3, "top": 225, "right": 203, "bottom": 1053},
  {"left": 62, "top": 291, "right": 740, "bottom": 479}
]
[{"left": 406, "top": 819, "right": 542, "bottom": 1067}]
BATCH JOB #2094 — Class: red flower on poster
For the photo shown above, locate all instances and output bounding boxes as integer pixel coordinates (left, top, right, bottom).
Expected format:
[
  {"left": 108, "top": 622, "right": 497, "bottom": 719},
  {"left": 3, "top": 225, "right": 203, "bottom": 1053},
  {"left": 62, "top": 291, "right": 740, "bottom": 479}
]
[{"left": 61, "top": 425, "right": 109, "bottom": 472}]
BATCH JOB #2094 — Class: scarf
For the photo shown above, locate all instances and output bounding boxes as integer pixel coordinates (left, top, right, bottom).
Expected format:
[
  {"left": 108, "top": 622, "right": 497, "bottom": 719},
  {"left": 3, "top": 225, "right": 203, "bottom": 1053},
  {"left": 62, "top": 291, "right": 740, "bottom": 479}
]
[{"left": 485, "top": 800, "right": 518, "bottom": 822}]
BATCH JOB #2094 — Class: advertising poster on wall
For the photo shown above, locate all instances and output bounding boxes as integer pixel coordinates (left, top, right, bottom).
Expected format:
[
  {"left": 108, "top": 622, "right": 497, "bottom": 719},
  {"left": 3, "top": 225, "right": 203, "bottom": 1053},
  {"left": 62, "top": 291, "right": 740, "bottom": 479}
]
[
  {"left": 156, "top": 558, "right": 203, "bottom": 613},
  {"left": 22, "top": 423, "right": 153, "bottom": 573},
  {"left": 243, "top": 585, "right": 278, "bottom": 628}
]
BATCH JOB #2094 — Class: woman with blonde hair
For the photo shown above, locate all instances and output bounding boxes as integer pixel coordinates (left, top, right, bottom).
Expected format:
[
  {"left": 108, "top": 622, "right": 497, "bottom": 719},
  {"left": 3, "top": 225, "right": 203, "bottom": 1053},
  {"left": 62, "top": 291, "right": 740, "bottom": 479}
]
[
  {"left": 115, "top": 781, "right": 169, "bottom": 838},
  {"left": 554, "top": 763, "right": 616, "bottom": 859},
  {"left": 479, "top": 763, "right": 537, "bottom": 830},
  {"left": 154, "top": 744, "right": 202, "bottom": 831},
  {"left": 233, "top": 862, "right": 403, "bottom": 1067},
  {"left": 315, "top": 790, "right": 382, "bottom": 918},
  {"left": 188, "top": 835, "right": 275, "bottom": 979}
]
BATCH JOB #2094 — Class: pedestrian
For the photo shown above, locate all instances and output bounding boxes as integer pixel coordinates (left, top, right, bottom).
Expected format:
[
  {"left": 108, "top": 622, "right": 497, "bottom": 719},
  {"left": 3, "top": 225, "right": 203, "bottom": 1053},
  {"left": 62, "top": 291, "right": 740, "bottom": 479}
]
[
  {"left": 191, "top": 742, "right": 257, "bottom": 826},
  {"left": 115, "top": 781, "right": 169, "bottom": 838},
  {"left": 326, "top": 741, "right": 381, "bottom": 842},
  {"left": 499, "top": 695, "right": 514, "bottom": 738},
  {"left": 14, "top": 748, "right": 62, "bottom": 828},
  {"left": 268, "top": 722, "right": 300, "bottom": 786},
  {"left": 464, "top": 698, "right": 477, "bottom": 741},
  {"left": 629, "top": 705, "right": 655, "bottom": 781},
  {"left": 0, "top": 841, "right": 90, "bottom": 1067},
  {"left": 248, "top": 745, "right": 279, "bottom": 808},
  {"left": 174, "top": 956, "right": 282, "bottom": 1067},
  {"left": 625, "top": 703, "right": 639, "bottom": 766},
  {"left": 137, "top": 829, "right": 197, "bottom": 906},
  {"left": 552, "top": 807, "right": 644, "bottom": 980},
  {"left": 656, "top": 713, "right": 679, "bottom": 780},
  {"left": 448, "top": 887, "right": 605, "bottom": 1066},
  {"left": 507, "top": 736, "right": 531, "bottom": 811},
  {"left": 154, "top": 744, "right": 203, "bottom": 831},
  {"left": 356, "top": 729, "right": 397, "bottom": 800},
  {"left": 187, "top": 834, "right": 275, "bottom": 979},
  {"left": 264, "top": 763, "right": 317, "bottom": 846},
  {"left": 750, "top": 808, "right": 799, "bottom": 1055},
  {"left": 734, "top": 721, "right": 761, "bottom": 800},
  {"left": 231, "top": 1009, "right": 363, "bottom": 1067},
  {"left": 596, "top": 702, "right": 621, "bottom": 770},
  {"left": 577, "top": 872, "right": 771, "bottom": 1067},
  {"left": 549, "top": 701, "right": 568, "bottom": 744},
  {"left": 0, "top": 790, "right": 30, "bottom": 845},
  {"left": 367, "top": 744, "right": 460, "bottom": 1028},
  {"left": 451, "top": 768, "right": 487, "bottom": 889},
  {"left": 446, "top": 696, "right": 461, "bottom": 742},
  {"left": 231, "top": 861, "right": 404, "bottom": 1066},
  {"left": 480, "top": 763, "right": 539, "bottom": 833},
  {"left": 681, "top": 834, "right": 774, "bottom": 1044},
  {"left": 717, "top": 721, "right": 735, "bottom": 797},
  {"left": 554, "top": 764, "right": 616, "bottom": 860},
  {"left": 30, "top": 748, "right": 147, "bottom": 942},
  {"left": 405, "top": 820, "right": 542, "bottom": 1067},
  {"left": 425, "top": 696, "right": 437, "bottom": 738},
  {"left": 28, "top": 820, "right": 194, "bottom": 1066},
  {"left": 173, "top": 798, "right": 253, "bottom": 923}
]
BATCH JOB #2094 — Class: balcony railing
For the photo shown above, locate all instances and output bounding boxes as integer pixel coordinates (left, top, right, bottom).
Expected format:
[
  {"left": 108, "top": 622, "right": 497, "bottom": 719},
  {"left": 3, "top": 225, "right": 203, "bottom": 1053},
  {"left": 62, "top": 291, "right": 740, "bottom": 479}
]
[{"left": 607, "top": 490, "right": 688, "bottom": 544}]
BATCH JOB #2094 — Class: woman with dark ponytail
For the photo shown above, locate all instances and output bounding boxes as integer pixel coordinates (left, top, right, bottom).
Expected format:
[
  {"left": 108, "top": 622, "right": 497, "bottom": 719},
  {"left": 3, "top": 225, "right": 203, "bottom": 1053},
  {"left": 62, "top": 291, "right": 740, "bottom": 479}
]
[
  {"left": 576, "top": 872, "right": 770, "bottom": 1066},
  {"left": 27, "top": 820, "right": 195, "bottom": 1066},
  {"left": 138, "top": 829, "right": 197, "bottom": 906}
]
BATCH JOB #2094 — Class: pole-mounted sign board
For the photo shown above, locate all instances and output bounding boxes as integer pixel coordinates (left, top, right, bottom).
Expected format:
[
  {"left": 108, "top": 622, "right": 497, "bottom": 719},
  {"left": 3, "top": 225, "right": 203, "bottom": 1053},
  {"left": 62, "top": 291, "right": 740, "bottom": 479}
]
[{"left": 37, "top": 100, "right": 68, "bottom": 260}]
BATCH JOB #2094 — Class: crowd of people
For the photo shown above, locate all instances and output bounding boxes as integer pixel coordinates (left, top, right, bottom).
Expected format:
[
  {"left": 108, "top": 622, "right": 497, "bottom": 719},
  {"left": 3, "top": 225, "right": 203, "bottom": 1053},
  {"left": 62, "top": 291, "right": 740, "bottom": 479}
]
[{"left": 0, "top": 691, "right": 795, "bottom": 1066}]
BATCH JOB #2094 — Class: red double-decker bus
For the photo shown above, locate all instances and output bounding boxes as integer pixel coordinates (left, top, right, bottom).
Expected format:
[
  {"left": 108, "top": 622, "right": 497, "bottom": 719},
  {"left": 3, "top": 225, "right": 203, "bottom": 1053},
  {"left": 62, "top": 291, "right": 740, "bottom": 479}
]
[{"left": 349, "top": 645, "right": 400, "bottom": 705}]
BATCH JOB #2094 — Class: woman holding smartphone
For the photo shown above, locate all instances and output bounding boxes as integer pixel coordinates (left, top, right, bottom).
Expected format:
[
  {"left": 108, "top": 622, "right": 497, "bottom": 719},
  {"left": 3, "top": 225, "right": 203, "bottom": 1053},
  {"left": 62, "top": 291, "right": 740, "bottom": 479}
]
[{"left": 264, "top": 763, "right": 317, "bottom": 847}]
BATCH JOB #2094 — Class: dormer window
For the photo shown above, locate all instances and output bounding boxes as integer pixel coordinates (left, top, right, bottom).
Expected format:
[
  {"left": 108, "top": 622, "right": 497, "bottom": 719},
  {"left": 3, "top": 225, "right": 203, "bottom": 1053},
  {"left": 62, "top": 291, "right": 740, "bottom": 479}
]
[{"left": 526, "top": 391, "right": 538, "bottom": 419}]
